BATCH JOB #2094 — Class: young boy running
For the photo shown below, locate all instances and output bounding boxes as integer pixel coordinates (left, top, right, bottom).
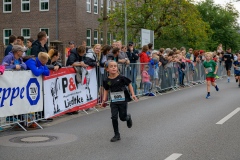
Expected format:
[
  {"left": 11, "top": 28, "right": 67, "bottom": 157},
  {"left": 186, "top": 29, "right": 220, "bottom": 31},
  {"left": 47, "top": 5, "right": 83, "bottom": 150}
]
[
  {"left": 203, "top": 52, "right": 219, "bottom": 99},
  {"left": 101, "top": 60, "right": 138, "bottom": 142},
  {"left": 233, "top": 54, "right": 240, "bottom": 87}
]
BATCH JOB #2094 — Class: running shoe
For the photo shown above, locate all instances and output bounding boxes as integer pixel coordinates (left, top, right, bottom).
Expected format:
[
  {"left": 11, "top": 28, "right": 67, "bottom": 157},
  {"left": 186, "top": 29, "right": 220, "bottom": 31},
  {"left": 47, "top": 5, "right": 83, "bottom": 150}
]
[
  {"left": 228, "top": 78, "right": 230, "bottom": 82},
  {"left": 216, "top": 75, "right": 219, "bottom": 79},
  {"left": 110, "top": 134, "right": 121, "bottom": 142},
  {"left": 215, "top": 85, "right": 219, "bottom": 91},
  {"left": 206, "top": 94, "right": 210, "bottom": 99},
  {"left": 127, "top": 114, "right": 132, "bottom": 128}
]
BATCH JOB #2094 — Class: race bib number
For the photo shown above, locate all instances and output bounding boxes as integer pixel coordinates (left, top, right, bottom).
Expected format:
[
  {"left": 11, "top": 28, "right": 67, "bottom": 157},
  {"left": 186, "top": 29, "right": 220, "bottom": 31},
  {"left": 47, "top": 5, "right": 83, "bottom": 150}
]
[
  {"left": 110, "top": 91, "right": 125, "bottom": 102},
  {"left": 236, "top": 67, "right": 240, "bottom": 71},
  {"left": 206, "top": 67, "right": 213, "bottom": 72}
]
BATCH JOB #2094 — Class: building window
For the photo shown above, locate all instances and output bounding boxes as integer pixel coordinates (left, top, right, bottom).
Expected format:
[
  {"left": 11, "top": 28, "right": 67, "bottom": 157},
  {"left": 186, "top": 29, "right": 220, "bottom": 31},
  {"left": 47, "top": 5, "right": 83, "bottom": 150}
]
[
  {"left": 40, "top": 28, "right": 49, "bottom": 44},
  {"left": 94, "top": 30, "right": 98, "bottom": 44},
  {"left": 40, "top": 0, "right": 49, "bottom": 11},
  {"left": 87, "top": 29, "right": 91, "bottom": 47},
  {"left": 101, "top": 0, "right": 103, "bottom": 11},
  {"left": 101, "top": 32, "right": 103, "bottom": 45},
  {"left": 107, "top": 0, "right": 111, "bottom": 13},
  {"left": 21, "top": 0, "right": 30, "bottom": 12},
  {"left": 3, "top": 29, "right": 12, "bottom": 45},
  {"left": 94, "top": 0, "right": 98, "bottom": 14},
  {"left": 87, "top": 0, "right": 91, "bottom": 13},
  {"left": 3, "top": 0, "right": 12, "bottom": 13},
  {"left": 21, "top": 28, "right": 30, "bottom": 45},
  {"left": 107, "top": 32, "right": 111, "bottom": 45}
]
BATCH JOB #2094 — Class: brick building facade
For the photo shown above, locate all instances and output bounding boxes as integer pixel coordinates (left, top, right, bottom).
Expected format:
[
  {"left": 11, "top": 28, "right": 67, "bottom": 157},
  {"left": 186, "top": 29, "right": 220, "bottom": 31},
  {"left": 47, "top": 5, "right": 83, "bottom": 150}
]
[{"left": 0, "top": 0, "right": 122, "bottom": 48}]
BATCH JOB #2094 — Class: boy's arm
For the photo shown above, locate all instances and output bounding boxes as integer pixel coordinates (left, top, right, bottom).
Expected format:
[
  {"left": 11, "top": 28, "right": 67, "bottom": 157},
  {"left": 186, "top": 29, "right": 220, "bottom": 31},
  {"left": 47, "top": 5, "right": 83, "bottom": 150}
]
[
  {"left": 128, "top": 84, "right": 138, "bottom": 102},
  {"left": 101, "top": 90, "right": 109, "bottom": 107},
  {"left": 204, "top": 67, "right": 208, "bottom": 75},
  {"left": 214, "top": 65, "right": 218, "bottom": 75}
]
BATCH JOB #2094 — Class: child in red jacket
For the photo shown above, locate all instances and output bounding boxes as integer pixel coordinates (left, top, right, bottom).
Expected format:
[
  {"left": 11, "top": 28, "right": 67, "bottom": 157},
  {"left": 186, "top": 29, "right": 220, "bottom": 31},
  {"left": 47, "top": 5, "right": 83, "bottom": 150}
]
[{"left": 139, "top": 45, "right": 151, "bottom": 72}]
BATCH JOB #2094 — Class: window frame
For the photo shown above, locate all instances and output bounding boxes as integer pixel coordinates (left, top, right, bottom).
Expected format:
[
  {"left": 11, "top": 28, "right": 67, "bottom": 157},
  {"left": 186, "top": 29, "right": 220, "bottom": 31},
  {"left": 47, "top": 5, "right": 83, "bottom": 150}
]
[
  {"left": 94, "top": 0, "right": 98, "bottom": 14},
  {"left": 21, "top": 28, "right": 31, "bottom": 45},
  {"left": 87, "top": 29, "right": 91, "bottom": 47},
  {"left": 39, "top": 0, "right": 49, "bottom": 12},
  {"left": 94, "top": 30, "right": 98, "bottom": 45},
  {"left": 101, "top": 0, "right": 103, "bottom": 12},
  {"left": 3, "top": 29, "right": 12, "bottom": 45},
  {"left": 87, "top": 0, "right": 91, "bottom": 13},
  {"left": 21, "top": 0, "right": 30, "bottom": 12},
  {"left": 40, "top": 28, "right": 50, "bottom": 45},
  {"left": 3, "top": 0, "right": 12, "bottom": 13}
]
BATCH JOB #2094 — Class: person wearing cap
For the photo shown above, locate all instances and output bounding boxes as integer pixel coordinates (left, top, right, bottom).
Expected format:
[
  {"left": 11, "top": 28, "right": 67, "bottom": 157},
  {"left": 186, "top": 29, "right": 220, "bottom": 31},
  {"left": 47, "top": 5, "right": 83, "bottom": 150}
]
[
  {"left": 69, "top": 41, "right": 75, "bottom": 50},
  {"left": 1, "top": 45, "right": 27, "bottom": 70},
  {"left": 126, "top": 41, "right": 139, "bottom": 95}
]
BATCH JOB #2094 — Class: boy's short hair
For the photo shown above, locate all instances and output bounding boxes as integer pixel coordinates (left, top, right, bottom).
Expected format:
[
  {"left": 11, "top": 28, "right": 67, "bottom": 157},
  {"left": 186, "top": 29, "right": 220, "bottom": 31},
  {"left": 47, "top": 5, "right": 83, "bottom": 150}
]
[
  {"left": 38, "top": 52, "right": 49, "bottom": 61},
  {"left": 148, "top": 43, "right": 153, "bottom": 49},
  {"left": 152, "top": 50, "right": 158, "bottom": 55},
  {"left": 37, "top": 31, "right": 47, "bottom": 41},
  {"left": 112, "top": 47, "right": 120, "bottom": 54},
  {"left": 9, "top": 35, "right": 17, "bottom": 44},
  {"left": 17, "top": 36, "right": 24, "bottom": 41},
  {"left": 205, "top": 52, "right": 213, "bottom": 58},
  {"left": 77, "top": 45, "right": 86, "bottom": 54},
  {"left": 27, "top": 38, "right": 34, "bottom": 43},
  {"left": 144, "top": 65, "right": 149, "bottom": 69}
]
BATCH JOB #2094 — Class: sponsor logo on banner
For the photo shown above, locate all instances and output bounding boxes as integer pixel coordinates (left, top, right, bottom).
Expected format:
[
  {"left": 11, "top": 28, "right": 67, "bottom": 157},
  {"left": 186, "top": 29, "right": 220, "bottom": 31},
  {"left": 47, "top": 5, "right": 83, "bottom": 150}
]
[
  {"left": 0, "top": 78, "right": 40, "bottom": 107},
  {"left": 44, "top": 67, "right": 97, "bottom": 119},
  {"left": 0, "top": 71, "right": 43, "bottom": 117}
]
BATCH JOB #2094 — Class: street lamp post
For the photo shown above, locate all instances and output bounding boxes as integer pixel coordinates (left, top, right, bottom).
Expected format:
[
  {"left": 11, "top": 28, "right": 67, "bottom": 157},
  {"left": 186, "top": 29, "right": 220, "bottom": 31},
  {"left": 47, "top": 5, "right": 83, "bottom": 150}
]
[{"left": 125, "top": 0, "right": 127, "bottom": 45}]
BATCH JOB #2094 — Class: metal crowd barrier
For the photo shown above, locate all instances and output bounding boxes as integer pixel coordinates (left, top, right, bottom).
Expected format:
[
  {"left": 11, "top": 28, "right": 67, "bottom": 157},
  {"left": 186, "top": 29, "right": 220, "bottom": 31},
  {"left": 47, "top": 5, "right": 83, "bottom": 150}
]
[
  {"left": 0, "top": 61, "right": 232, "bottom": 131},
  {"left": 95, "top": 61, "right": 231, "bottom": 105}
]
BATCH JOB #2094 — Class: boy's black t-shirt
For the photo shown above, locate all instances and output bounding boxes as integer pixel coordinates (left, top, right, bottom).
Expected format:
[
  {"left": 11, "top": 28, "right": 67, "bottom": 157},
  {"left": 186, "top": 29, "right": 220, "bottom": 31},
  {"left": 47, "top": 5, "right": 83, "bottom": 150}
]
[
  {"left": 103, "top": 74, "right": 132, "bottom": 104},
  {"left": 223, "top": 52, "right": 233, "bottom": 63}
]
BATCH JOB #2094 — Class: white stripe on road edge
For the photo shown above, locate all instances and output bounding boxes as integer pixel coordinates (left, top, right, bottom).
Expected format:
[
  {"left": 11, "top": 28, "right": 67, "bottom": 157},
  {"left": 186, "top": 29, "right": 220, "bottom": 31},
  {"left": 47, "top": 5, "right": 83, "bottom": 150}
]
[
  {"left": 164, "top": 153, "right": 182, "bottom": 160},
  {"left": 216, "top": 108, "right": 240, "bottom": 125}
]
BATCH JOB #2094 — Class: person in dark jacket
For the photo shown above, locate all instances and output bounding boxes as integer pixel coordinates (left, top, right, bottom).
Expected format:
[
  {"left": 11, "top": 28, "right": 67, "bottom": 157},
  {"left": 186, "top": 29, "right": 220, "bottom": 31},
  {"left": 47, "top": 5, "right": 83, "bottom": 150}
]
[
  {"left": 66, "top": 46, "right": 87, "bottom": 67},
  {"left": 31, "top": 31, "right": 49, "bottom": 57},
  {"left": 4, "top": 35, "right": 17, "bottom": 56},
  {"left": 126, "top": 41, "right": 139, "bottom": 95},
  {"left": 47, "top": 49, "right": 62, "bottom": 71}
]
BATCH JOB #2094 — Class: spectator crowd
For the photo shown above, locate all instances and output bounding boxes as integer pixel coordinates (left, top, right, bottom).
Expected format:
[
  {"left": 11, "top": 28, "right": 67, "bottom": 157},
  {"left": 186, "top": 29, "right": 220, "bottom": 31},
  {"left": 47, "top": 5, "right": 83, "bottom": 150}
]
[{"left": 0, "top": 31, "right": 239, "bottom": 129}]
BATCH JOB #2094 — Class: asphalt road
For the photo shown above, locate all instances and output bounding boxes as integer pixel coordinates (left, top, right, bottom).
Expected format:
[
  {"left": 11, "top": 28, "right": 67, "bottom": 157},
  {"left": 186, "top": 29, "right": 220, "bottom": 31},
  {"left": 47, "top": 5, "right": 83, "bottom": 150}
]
[{"left": 1, "top": 78, "right": 240, "bottom": 160}]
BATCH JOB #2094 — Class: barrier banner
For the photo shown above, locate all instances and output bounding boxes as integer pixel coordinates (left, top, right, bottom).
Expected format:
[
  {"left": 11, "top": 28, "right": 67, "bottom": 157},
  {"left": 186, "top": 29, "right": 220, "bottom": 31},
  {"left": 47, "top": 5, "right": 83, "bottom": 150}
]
[
  {"left": 0, "top": 71, "right": 43, "bottom": 117},
  {"left": 43, "top": 67, "right": 97, "bottom": 119}
]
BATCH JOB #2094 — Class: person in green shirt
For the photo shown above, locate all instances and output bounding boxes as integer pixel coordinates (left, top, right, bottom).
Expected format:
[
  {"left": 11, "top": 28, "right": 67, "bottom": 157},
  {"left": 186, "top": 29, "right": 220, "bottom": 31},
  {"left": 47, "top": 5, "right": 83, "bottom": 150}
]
[{"left": 203, "top": 52, "right": 219, "bottom": 99}]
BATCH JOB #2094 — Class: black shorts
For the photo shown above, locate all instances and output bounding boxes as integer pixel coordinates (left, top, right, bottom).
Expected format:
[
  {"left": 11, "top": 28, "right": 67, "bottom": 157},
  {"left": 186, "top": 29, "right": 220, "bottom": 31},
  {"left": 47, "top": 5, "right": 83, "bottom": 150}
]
[
  {"left": 235, "top": 73, "right": 240, "bottom": 77},
  {"left": 225, "top": 63, "right": 232, "bottom": 71}
]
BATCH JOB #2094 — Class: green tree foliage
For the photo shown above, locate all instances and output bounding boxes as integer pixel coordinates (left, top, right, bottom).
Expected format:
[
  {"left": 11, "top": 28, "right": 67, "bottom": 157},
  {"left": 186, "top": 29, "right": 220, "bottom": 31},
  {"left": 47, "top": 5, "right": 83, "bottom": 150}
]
[
  {"left": 197, "top": 0, "right": 240, "bottom": 52},
  {"left": 98, "top": 0, "right": 211, "bottom": 49}
]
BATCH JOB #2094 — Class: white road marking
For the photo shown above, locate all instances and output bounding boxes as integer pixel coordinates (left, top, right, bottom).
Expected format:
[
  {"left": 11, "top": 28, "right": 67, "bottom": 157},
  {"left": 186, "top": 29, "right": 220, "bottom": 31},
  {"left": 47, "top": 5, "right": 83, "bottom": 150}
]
[
  {"left": 216, "top": 108, "right": 240, "bottom": 125},
  {"left": 164, "top": 153, "right": 182, "bottom": 160}
]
